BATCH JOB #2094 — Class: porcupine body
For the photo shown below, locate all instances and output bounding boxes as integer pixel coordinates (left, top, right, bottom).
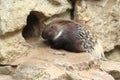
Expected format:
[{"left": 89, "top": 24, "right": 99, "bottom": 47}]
[{"left": 42, "top": 20, "right": 105, "bottom": 59}]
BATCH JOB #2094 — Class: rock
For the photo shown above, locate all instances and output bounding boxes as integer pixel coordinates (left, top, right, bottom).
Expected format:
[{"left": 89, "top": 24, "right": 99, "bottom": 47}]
[
  {"left": 10, "top": 38, "right": 119, "bottom": 80},
  {"left": 11, "top": 40, "right": 103, "bottom": 80},
  {"left": 12, "top": 45, "right": 115, "bottom": 80},
  {"left": 0, "top": 0, "right": 119, "bottom": 80},
  {"left": 100, "top": 61, "right": 120, "bottom": 79},
  {"left": 0, "top": 31, "right": 28, "bottom": 63},
  {"left": 1, "top": 39, "right": 118, "bottom": 80},
  {"left": 105, "top": 46, "right": 120, "bottom": 62},
  {"left": 68, "top": 69, "right": 114, "bottom": 80},
  {"left": 75, "top": 0, "right": 120, "bottom": 52},
  {"left": 0, "top": 0, "right": 71, "bottom": 35},
  {"left": 22, "top": 45, "right": 101, "bottom": 71},
  {"left": 0, "top": 75, "right": 13, "bottom": 80},
  {"left": 13, "top": 59, "right": 68, "bottom": 80},
  {"left": 0, "top": 66, "right": 12, "bottom": 75},
  {"left": 0, "top": 0, "right": 71, "bottom": 62},
  {"left": 44, "top": 11, "right": 71, "bottom": 24}
]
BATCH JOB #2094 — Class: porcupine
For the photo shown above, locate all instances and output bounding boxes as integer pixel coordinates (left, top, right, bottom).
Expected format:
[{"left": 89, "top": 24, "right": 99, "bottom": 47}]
[{"left": 42, "top": 20, "right": 105, "bottom": 59}]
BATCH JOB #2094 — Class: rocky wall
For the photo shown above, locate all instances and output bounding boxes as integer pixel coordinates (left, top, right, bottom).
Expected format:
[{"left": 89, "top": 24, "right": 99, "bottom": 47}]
[
  {"left": 0, "top": 0, "right": 71, "bottom": 62},
  {"left": 0, "top": 0, "right": 120, "bottom": 80},
  {"left": 74, "top": 0, "right": 120, "bottom": 52}
]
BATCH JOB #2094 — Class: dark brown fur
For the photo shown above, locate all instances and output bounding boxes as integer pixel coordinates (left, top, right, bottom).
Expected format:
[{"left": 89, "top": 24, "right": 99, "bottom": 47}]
[{"left": 42, "top": 20, "right": 96, "bottom": 53}]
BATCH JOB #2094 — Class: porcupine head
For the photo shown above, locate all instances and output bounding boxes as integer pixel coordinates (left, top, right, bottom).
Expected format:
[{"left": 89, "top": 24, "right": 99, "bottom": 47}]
[{"left": 42, "top": 23, "right": 61, "bottom": 42}]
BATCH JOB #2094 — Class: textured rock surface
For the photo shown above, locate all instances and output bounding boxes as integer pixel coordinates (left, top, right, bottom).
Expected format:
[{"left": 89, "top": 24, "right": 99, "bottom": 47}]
[
  {"left": 14, "top": 38, "right": 100, "bottom": 70},
  {"left": 75, "top": 0, "right": 120, "bottom": 52},
  {"left": 105, "top": 46, "right": 120, "bottom": 62},
  {"left": 0, "top": 31, "right": 28, "bottom": 63},
  {"left": 0, "top": 38, "right": 118, "bottom": 80},
  {"left": 45, "top": 11, "right": 71, "bottom": 24},
  {"left": 11, "top": 38, "right": 114, "bottom": 80},
  {"left": 68, "top": 69, "right": 114, "bottom": 80},
  {"left": 0, "top": 0, "right": 120, "bottom": 80},
  {"left": 0, "top": 75, "right": 13, "bottom": 80},
  {"left": 100, "top": 61, "right": 120, "bottom": 79},
  {"left": 13, "top": 59, "right": 67, "bottom": 80},
  {"left": 0, "top": 0, "right": 71, "bottom": 35},
  {"left": 0, "top": 0, "right": 71, "bottom": 62},
  {"left": 0, "top": 66, "right": 12, "bottom": 75}
]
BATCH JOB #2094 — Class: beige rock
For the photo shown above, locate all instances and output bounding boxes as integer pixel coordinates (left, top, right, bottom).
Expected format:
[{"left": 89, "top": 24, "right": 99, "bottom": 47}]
[
  {"left": 9, "top": 38, "right": 119, "bottom": 80},
  {"left": 0, "top": 0, "right": 71, "bottom": 35},
  {"left": 105, "top": 46, "right": 120, "bottom": 62},
  {"left": 100, "top": 61, "right": 120, "bottom": 79},
  {"left": 0, "top": 0, "right": 71, "bottom": 62},
  {"left": 0, "top": 0, "right": 119, "bottom": 79},
  {"left": 13, "top": 51, "right": 100, "bottom": 72},
  {"left": 75, "top": 0, "right": 120, "bottom": 52},
  {"left": 11, "top": 38, "right": 103, "bottom": 80},
  {"left": 68, "top": 69, "right": 114, "bottom": 80},
  {"left": 0, "top": 66, "right": 12, "bottom": 75},
  {"left": 0, "top": 75, "right": 13, "bottom": 80},
  {"left": 44, "top": 11, "right": 71, "bottom": 24},
  {"left": 12, "top": 38, "right": 115, "bottom": 80},
  {"left": 13, "top": 59, "right": 67, "bottom": 80},
  {"left": 0, "top": 31, "right": 28, "bottom": 63},
  {"left": 19, "top": 39, "right": 101, "bottom": 71}
]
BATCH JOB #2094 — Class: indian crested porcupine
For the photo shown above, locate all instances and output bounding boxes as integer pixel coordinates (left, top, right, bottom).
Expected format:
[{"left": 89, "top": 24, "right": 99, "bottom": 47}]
[{"left": 42, "top": 20, "right": 105, "bottom": 59}]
